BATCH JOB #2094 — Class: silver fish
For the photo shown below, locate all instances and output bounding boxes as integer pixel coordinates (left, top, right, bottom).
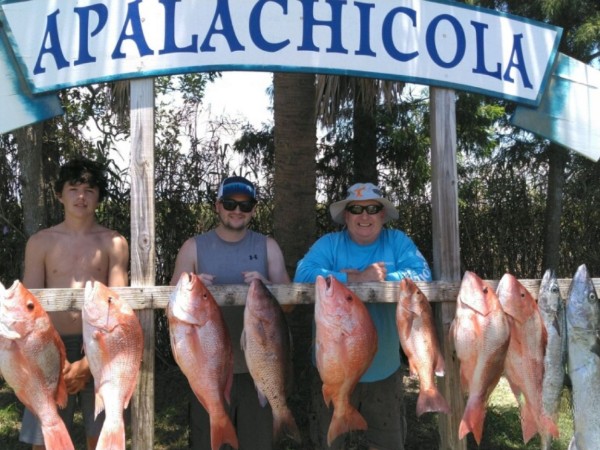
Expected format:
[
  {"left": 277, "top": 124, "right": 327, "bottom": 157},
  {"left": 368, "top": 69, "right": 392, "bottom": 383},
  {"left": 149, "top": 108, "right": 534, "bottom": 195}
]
[
  {"left": 538, "top": 269, "right": 567, "bottom": 450},
  {"left": 566, "top": 264, "right": 600, "bottom": 450}
]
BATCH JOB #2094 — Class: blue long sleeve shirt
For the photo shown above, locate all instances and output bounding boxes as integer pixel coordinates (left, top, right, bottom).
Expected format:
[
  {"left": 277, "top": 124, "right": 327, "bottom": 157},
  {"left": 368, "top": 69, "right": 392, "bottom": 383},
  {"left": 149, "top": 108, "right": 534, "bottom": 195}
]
[{"left": 294, "top": 228, "right": 432, "bottom": 382}]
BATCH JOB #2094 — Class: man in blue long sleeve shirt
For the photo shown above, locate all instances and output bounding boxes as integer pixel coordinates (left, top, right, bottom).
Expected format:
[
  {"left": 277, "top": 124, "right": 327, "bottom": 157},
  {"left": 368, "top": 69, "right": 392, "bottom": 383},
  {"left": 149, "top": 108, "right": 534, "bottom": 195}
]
[{"left": 294, "top": 182, "right": 431, "bottom": 450}]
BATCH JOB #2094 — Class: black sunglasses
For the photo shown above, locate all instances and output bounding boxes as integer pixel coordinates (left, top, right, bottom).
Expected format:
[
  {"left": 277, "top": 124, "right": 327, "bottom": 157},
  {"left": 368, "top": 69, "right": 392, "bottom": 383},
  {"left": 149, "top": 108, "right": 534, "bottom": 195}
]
[
  {"left": 220, "top": 198, "right": 257, "bottom": 213},
  {"left": 345, "top": 204, "right": 384, "bottom": 215}
]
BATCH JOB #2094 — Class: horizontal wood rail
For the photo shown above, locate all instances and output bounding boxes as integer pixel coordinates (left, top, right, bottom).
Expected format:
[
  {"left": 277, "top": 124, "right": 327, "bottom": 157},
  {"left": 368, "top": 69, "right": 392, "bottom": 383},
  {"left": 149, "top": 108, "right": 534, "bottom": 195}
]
[{"left": 21, "top": 278, "right": 590, "bottom": 312}]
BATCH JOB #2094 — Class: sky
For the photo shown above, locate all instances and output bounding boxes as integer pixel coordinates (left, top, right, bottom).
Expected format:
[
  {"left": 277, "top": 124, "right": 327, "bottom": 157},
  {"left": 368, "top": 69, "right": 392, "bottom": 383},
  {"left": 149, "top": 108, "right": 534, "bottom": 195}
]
[
  {"left": 198, "top": 71, "right": 273, "bottom": 131},
  {"left": 110, "top": 71, "right": 273, "bottom": 169}
]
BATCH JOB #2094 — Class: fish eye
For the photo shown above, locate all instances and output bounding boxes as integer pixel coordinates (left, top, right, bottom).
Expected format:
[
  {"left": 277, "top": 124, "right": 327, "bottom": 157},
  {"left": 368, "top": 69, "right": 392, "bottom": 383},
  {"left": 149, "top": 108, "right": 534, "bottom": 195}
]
[
  {"left": 589, "top": 292, "right": 597, "bottom": 303},
  {"left": 345, "top": 295, "right": 353, "bottom": 302},
  {"left": 107, "top": 297, "right": 113, "bottom": 304},
  {"left": 26, "top": 302, "right": 34, "bottom": 311},
  {"left": 551, "top": 286, "right": 559, "bottom": 294},
  {"left": 483, "top": 287, "right": 488, "bottom": 294}
]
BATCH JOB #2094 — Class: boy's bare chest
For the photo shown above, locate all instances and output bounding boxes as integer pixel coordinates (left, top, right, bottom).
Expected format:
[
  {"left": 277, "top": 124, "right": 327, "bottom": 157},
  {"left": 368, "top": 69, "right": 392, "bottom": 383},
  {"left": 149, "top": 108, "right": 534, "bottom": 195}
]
[{"left": 44, "top": 236, "right": 109, "bottom": 287}]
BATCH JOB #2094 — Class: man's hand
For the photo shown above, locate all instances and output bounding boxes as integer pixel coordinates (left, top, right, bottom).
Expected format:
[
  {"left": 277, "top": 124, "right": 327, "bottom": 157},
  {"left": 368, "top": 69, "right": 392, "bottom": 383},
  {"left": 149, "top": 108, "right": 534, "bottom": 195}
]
[
  {"left": 63, "top": 357, "right": 93, "bottom": 395},
  {"left": 242, "top": 271, "right": 270, "bottom": 284},
  {"left": 343, "top": 262, "right": 387, "bottom": 283},
  {"left": 198, "top": 273, "right": 216, "bottom": 285}
]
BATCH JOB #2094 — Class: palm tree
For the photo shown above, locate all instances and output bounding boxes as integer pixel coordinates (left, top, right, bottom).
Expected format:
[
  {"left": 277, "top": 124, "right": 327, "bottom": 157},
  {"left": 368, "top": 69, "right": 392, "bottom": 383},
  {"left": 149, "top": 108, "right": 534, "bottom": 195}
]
[
  {"left": 316, "top": 75, "right": 404, "bottom": 185},
  {"left": 273, "top": 72, "right": 317, "bottom": 276}
]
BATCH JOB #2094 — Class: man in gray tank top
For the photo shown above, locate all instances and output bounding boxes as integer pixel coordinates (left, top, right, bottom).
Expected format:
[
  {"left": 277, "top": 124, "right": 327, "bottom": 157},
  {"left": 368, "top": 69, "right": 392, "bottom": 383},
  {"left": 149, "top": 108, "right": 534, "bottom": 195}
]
[{"left": 170, "top": 176, "right": 290, "bottom": 450}]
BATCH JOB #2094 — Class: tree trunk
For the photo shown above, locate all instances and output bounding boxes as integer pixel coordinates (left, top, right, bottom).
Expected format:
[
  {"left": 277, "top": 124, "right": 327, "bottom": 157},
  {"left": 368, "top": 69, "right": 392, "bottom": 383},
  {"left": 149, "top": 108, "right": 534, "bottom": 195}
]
[
  {"left": 352, "top": 93, "right": 378, "bottom": 184},
  {"left": 14, "top": 123, "right": 46, "bottom": 238},
  {"left": 542, "top": 143, "right": 568, "bottom": 273},
  {"left": 273, "top": 72, "right": 317, "bottom": 277}
]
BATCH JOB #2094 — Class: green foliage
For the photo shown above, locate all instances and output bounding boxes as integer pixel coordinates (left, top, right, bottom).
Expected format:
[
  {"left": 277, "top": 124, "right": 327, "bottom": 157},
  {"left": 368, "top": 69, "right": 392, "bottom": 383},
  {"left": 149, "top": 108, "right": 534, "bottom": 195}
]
[{"left": 0, "top": 134, "right": 24, "bottom": 286}]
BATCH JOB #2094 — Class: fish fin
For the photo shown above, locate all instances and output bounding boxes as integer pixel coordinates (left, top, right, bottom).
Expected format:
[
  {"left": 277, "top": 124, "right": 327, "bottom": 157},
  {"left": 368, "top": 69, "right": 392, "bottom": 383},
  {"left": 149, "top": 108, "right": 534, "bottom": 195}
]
[
  {"left": 591, "top": 334, "right": 600, "bottom": 358},
  {"left": 224, "top": 366, "right": 233, "bottom": 406},
  {"left": 240, "top": 328, "right": 247, "bottom": 353},
  {"left": 0, "top": 326, "right": 21, "bottom": 339},
  {"left": 55, "top": 378, "right": 68, "bottom": 409},
  {"left": 54, "top": 332, "right": 68, "bottom": 409},
  {"left": 257, "top": 387, "right": 268, "bottom": 408},
  {"left": 459, "top": 396, "right": 486, "bottom": 444},
  {"left": 94, "top": 394, "right": 105, "bottom": 419},
  {"left": 416, "top": 388, "right": 450, "bottom": 417},
  {"left": 273, "top": 407, "right": 301, "bottom": 444},
  {"left": 41, "top": 420, "right": 75, "bottom": 450},
  {"left": 408, "top": 359, "right": 419, "bottom": 377},
  {"left": 327, "top": 406, "right": 368, "bottom": 446},
  {"left": 96, "top": 418, "right": 126, "bottom": 450},
  {"left": 322, "top": 384, "right": 334, "bottom": 408},
  {"left": 210, "top": 413, "right": 239, "bottom": 450},
  {"left": 434, "top": 355, "right": 446, "bottom": 377}
]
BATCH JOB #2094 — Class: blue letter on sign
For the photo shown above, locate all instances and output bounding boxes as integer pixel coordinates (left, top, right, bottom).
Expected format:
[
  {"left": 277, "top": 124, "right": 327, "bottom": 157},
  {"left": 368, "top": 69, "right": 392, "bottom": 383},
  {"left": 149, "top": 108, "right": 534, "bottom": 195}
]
[
  {"left": 471, "top": 21, "right": 501, "bottom": 80},
  {"left": 112, "top": 0, "right": 154, "bottom": 59},
  {"left": 354, "top": 1, "right": 376, "bottom": 57},
  {"left": 504, "top": 33, "right": 533, "bottom": 89},
  {"left": 250, "top": 0, "right": 290, "bottom": 52},
  {"left": 159, "top": 0, "right": 198, "bottom": 54},
  {"left": 33, "top": 10, "right": 70, "bottom": 75},
  {"left": 427, "top": 14, "right": 465, "bottom": 68},
  {"left": 200, "top": 0, "right": 245, "bottom": 52},
  {"left": 74, "top": 4, "right": 108, "bottom": 66},
  {"left": 383, "top": 7, "right": 418, "bottom": 62},
  {"left": 298, "top": 0, "right": 348, "bottom": 54}
]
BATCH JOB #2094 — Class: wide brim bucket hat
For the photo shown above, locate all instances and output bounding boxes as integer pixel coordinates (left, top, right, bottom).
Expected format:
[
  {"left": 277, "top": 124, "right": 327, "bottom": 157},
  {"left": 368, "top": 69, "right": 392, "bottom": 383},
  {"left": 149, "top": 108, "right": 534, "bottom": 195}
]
[{"left": 329, "top": 183, "right": 399, "bottom": 225}]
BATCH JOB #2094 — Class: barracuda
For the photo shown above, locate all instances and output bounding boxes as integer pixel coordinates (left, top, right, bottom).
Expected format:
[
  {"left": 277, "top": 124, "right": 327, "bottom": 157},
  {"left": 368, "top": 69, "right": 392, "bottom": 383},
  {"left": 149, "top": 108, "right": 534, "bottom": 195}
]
[{"left": 566, "top": 264, "right": 600, "bottom": 450}]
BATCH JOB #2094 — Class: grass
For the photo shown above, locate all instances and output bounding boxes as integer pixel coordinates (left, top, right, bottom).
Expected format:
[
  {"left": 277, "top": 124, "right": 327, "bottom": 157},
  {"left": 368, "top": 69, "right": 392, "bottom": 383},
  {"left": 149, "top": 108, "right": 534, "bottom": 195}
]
[{"left": 0, "top": 368, "right": 574, "bottom": 450}]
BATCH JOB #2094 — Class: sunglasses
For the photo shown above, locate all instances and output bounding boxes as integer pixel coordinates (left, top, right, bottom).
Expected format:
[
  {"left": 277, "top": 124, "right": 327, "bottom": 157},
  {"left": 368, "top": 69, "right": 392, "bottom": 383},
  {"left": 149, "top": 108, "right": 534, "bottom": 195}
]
[
  {"left": 345, "top": 204, "right": 384, "bottom": 215},
  {"left": 220, "top": 198, "right": 257, "bottom": 213}
]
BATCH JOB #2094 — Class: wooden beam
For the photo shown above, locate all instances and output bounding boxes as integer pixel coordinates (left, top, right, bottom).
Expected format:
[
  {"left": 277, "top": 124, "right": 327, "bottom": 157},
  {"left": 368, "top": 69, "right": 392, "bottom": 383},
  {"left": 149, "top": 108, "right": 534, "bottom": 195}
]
[
  {"left": 430, "top": 86, "right": 465, "bottom": 450},
  {"left": 28, "top": 278, "right": 584, "bottom": 311},
  {"left": 129, "top": 78, "right": 155, "bottom": 450}
]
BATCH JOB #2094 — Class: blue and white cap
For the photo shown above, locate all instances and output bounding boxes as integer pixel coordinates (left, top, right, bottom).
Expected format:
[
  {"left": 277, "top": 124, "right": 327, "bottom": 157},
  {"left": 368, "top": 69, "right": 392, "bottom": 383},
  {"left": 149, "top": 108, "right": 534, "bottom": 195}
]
[{"left": 217, "top": 176, "right": 256, "bottom": 200}]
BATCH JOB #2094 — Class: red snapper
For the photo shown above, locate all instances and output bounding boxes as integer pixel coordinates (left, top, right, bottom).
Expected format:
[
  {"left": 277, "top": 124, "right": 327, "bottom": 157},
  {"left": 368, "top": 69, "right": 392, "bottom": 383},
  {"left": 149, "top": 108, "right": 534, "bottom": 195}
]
[
  {"left": 0, "top": 280, "right": 74, "bottom": 450},
  {"left": 167, "top": 272, "right": 238, "bottom": 450},
  {"left": 82, "top": 280, "right": 144, "bottom": 450},
  {"left": 314, "top": 275, "right": 377, "bottom": 446}
]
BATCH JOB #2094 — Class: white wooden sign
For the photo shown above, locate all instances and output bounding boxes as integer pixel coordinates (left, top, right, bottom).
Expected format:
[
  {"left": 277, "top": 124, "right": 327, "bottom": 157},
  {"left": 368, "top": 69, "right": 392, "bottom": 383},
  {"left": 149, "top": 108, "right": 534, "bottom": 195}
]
[{"left": 1, "top": 0, "right": 561, "bottom": 105}]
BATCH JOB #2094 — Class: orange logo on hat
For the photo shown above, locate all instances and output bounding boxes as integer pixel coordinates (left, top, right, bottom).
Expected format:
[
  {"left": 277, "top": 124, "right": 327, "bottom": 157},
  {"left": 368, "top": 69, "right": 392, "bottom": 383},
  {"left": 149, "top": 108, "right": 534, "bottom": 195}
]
[{"left": 354, "top": 185, "right": 366, "bottom": 198}]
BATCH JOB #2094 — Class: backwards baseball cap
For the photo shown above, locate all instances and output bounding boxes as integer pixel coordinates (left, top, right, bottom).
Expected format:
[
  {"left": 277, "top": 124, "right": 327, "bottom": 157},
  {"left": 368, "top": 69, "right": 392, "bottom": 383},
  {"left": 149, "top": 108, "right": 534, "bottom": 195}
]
[
  {"left": 217, "top": 176, "right": 256, "bottom": 200},
  {"left": 329, "top": 182, "right": 398, "bottom": 225}
]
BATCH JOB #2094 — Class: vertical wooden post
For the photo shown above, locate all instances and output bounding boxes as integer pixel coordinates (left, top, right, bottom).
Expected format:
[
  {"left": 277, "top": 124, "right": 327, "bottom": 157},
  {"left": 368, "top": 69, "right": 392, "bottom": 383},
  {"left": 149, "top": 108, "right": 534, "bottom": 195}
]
[
  {"left": 430, "top": 87, "right": 466, "bottom": 450},
  {"left": 129, "top": 78, "right": 155, "bottom": 449}
]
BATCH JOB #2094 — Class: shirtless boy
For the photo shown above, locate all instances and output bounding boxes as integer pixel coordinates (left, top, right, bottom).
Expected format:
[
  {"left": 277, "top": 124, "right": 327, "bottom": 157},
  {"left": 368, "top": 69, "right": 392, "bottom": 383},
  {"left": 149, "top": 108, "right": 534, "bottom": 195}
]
[{"left": 20, "top": 157, "right": 129, "bottom": 450}]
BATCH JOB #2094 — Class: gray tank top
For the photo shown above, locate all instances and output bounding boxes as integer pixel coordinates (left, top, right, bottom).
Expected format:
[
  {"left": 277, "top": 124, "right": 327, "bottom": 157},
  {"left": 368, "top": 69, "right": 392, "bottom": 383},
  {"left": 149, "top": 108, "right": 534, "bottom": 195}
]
[{"left": 195, "top": 229, "right": 268, "bottom": 373}]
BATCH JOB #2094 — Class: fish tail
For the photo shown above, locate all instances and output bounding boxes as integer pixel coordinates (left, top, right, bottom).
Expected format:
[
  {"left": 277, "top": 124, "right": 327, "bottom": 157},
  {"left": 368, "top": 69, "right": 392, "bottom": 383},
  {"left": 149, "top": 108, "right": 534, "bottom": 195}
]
[
  {"left": 327, "top": 406, "right": 368, "bottom": 446},
  {"left": 41, "top": 421, "right": 75, "bottom": 450},
  {"left": 459, "top": 397, "right": 486, "bottom": 444},
  {"left": 416, "top": 388, "right": 451, "bottom": 417},
  {"left": 210, "top": 414, "right": 239, "bottom": 450},
  {"left": 273, "top": 407, "right": 301, "bottom": 443},
  {"left": 96, "top": 417, "right": 126, "bottom": 450},
  {"left": 540, "top": 414, "right": 559, "bottom": 439},
  {"left": 520, "top": 403, "right": 538, "bottom": 443}
]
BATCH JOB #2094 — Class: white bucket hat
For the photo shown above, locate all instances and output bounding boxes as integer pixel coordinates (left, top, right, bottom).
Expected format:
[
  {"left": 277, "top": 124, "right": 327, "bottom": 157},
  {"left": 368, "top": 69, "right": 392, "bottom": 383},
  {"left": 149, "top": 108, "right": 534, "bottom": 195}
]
[{"left": 329, "top": 183, "right": 398, "bottom": 225}]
